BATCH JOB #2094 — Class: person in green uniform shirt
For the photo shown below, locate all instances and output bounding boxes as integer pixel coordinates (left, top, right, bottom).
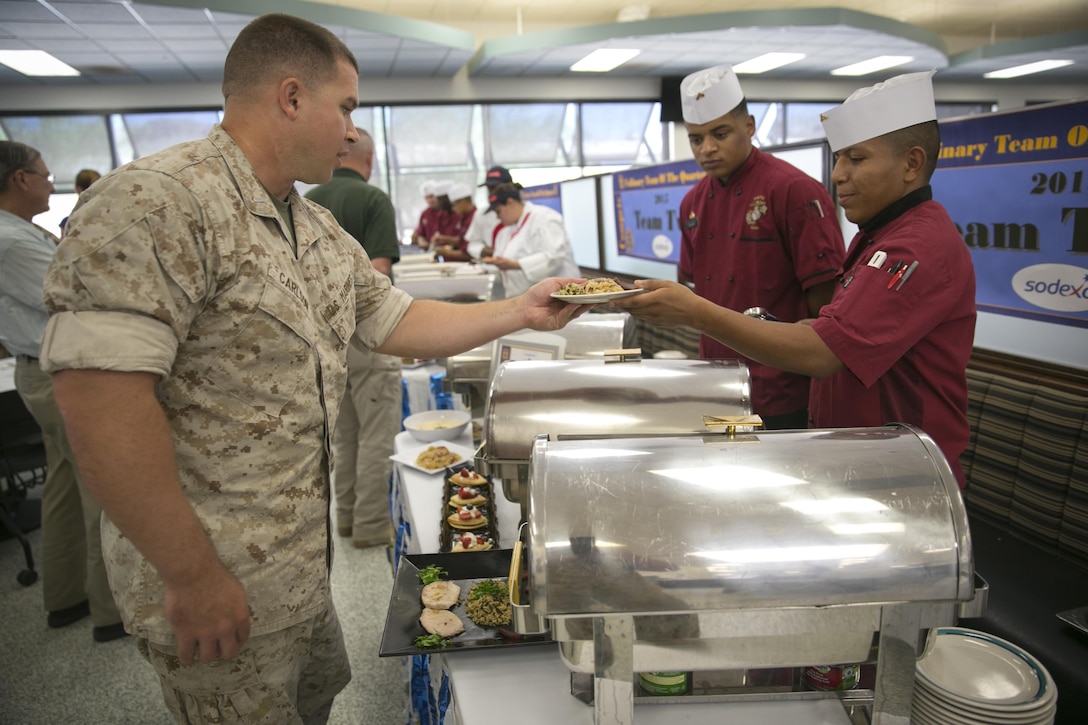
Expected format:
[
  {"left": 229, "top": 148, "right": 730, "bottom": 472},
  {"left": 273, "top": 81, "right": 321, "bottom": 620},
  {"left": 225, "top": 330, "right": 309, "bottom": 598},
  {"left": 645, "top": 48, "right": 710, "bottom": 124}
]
[{"left": 305, "top": 127, "right": 403, "bottom": 548}]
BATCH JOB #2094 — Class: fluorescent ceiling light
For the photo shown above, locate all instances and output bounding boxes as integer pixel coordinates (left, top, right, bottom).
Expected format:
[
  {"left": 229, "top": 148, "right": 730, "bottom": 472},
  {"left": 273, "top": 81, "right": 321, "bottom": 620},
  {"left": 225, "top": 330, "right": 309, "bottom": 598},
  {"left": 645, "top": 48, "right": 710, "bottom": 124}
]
[
  {"left": 0, "top": 50, "right": 80, "bottom": 77},
  {"left": 984, "top": 59, "right": 1073, "bottom": 79},
  {"left": 570, "top": 48, "right": 640, "bottom": 73},
  {"left": 733, "top": 52, "right": 806, "bottom": 74},
  {"left": 830, "top": 55, "right": 913, "bottom": 76}
]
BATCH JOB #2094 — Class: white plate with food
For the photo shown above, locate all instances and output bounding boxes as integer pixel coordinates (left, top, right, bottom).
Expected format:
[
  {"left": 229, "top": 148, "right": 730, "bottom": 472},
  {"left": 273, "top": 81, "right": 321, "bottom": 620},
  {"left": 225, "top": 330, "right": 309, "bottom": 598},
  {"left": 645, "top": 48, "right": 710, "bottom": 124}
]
[
  {"left": 550, "top": 277, "right": 648, "bottom": 304},
  {"left": 390, "top": 440, "right": 475, "bottom": 475},
  {"left": 550, "top": 288, "right": 647, "bottom": 304}
]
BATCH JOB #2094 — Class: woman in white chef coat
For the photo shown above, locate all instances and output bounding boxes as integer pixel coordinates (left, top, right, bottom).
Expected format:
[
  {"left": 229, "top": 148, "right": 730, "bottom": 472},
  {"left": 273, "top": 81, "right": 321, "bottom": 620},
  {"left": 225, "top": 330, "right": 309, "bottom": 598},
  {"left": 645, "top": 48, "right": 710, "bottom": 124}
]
[{"left": 481, "top": 182, "right": 581, "bottom": 297}]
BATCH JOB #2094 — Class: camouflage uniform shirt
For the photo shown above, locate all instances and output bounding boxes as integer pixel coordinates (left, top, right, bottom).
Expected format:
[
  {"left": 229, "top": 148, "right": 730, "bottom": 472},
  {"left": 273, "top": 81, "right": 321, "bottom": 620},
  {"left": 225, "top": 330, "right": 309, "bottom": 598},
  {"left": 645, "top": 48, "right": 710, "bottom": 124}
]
[{"left": 39, "top": 124, "right": 413, "bottom": 645}]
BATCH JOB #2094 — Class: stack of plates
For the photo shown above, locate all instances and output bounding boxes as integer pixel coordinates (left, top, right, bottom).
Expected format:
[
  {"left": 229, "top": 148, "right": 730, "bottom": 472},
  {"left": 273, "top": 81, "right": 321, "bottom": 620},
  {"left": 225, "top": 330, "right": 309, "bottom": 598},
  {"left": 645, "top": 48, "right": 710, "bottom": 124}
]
[{"left": 912, "top": 627, "right": 1057, "bottom": 724}]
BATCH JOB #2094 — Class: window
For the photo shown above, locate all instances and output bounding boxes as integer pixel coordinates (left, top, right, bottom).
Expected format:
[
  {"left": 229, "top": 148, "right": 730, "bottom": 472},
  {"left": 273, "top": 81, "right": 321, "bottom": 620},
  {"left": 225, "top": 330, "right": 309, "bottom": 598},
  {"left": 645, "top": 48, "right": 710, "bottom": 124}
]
[
  {"left": 115, "top": 110, "right": 221, "bottom": 163},
  {"left": 0, "top": 115, "right": 113, "bottom": 192}
]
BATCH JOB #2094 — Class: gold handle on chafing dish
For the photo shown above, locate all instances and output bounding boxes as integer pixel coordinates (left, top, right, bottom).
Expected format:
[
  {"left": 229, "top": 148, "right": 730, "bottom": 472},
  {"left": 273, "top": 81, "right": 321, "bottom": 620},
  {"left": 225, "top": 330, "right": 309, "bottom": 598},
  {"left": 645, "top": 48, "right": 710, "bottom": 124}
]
[
  {"left": 702, "top": 414, "right": 764, "bottom": 437},
  {"left": 509, "top": 525, "right": 525, "bottom": 606},
  {"left": 602, "top": 348, "right": 643, "bottom": 363}
]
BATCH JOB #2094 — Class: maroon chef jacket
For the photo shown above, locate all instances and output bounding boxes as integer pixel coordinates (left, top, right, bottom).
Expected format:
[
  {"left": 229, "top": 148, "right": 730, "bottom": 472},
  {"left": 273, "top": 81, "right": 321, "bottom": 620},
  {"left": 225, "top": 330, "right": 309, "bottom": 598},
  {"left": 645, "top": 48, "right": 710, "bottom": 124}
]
[
  {"left": 679, "top": 148, "right": 844, "bottom": 417},
  {"left": 443, "top": 207, "right": 476, "bottom": 249},
  {"left": 415, "top": 206, "right": 450, "bottom": 242},
  {"left": 809, "top": 186, "right": 976, "bottom": 488}
]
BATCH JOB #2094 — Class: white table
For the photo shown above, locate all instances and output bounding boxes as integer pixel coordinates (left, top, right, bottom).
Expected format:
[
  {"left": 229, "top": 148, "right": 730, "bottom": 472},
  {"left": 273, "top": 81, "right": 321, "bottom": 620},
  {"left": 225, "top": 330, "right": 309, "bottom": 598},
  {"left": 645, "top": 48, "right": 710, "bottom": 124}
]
[{"left": 387, "top": 432, "right": 853, "bottom": 725}]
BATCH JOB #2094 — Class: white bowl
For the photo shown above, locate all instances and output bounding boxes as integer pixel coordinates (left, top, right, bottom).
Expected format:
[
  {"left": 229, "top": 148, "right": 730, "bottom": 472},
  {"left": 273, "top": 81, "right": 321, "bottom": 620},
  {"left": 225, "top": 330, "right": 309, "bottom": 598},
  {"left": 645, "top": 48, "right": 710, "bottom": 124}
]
[{"left": 404, "top": 409, "right": 471, "bottom": 442}]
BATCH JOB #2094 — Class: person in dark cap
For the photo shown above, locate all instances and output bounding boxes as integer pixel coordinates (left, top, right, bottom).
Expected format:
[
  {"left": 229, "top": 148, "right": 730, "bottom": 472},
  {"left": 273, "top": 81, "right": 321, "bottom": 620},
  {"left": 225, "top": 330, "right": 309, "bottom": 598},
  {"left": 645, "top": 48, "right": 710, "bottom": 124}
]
[
  {"left": 466, "top": 165, "right": 514, "bottom": 258},
  {"left": 482, "top": 164, "right": 512, "bottom": 187}
]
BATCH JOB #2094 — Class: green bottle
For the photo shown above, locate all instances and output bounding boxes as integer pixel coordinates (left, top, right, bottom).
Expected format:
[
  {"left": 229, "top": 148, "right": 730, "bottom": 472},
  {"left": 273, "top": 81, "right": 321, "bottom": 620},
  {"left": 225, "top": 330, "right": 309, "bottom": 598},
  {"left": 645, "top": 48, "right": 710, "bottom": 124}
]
[{"left": 638, "top": 671, "right": 691, "bottom": 696}]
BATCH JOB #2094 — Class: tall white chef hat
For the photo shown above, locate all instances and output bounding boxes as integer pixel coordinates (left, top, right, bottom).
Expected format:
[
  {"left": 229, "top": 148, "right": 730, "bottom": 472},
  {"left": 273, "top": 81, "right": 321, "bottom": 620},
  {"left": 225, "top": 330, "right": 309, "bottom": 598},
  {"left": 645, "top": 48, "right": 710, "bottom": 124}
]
[
  {"left": 820, "top": 71, "right": 937, "bottom": 152},
  {"left": 420, "top": 179, "right": 437, "bottom": 197},
  {"left": 432, "top": 180, "right": 452, "bottom": 198},
  {"left": 447, "top": 182, "right": 473, "bottom": 202},
  {"left": 680, "top": 64, "right": 745, "bottom": 125}
]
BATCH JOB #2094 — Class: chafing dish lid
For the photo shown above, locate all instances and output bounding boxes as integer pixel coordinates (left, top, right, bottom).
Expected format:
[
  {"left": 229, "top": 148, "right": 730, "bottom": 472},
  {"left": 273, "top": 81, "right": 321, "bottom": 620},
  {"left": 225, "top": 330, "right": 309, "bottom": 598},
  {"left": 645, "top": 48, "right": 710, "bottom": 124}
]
[
  {"left": 483, "top": 358, "right": 752, "bottom": 462},
  {"left": 527, "top": 426, "right": 972, "bottom": 616}
]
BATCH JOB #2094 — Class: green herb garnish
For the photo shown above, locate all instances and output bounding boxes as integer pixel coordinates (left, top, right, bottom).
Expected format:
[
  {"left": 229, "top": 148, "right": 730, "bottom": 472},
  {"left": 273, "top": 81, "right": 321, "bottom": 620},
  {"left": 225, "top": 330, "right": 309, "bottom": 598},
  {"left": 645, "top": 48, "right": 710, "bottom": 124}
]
[
  {"left": 414, "top": 633, "right": 451, "bottom": 649},
  {"left": 419, "top": 564, "right": 446, "bottom": 585},
  {"left": 469, "top": 579, "right": 506, "bottom": 600}
]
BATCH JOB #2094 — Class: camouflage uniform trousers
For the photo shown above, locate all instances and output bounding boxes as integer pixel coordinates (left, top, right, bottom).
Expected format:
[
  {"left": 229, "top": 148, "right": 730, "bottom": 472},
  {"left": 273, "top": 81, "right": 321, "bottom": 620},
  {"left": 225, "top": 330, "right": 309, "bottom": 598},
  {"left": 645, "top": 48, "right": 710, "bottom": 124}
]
[{"left": 137, "top": 596, "right": 351, "bottom": 724}]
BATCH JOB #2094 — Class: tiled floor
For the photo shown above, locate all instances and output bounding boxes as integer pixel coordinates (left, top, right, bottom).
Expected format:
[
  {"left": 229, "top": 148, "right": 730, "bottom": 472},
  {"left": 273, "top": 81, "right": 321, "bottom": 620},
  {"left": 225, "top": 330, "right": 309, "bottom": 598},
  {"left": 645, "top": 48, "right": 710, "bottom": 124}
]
[{"left": 0, "top": 496, "right": 407, "bottom": 725}]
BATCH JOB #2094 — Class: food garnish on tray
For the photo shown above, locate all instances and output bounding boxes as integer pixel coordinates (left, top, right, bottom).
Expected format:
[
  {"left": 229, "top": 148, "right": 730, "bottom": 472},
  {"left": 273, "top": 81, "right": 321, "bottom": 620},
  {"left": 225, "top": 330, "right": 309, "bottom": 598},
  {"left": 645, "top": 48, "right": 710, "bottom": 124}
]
[{"left": 380, "top": 552, "right": 552, "bottom": 657}]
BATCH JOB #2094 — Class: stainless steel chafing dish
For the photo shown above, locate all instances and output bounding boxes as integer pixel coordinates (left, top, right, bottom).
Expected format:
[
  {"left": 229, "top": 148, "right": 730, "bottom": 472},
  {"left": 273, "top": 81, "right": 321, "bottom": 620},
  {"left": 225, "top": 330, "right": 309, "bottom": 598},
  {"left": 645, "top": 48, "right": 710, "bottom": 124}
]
[
  {"left": 476, "top": 357, "right": 753, "bottom": 510},
  {"left": 522, "top": 425, "right": 979, "bottom": 724},
  {"left": 444, "top": 312, "right": 635, "bottom": 417}
]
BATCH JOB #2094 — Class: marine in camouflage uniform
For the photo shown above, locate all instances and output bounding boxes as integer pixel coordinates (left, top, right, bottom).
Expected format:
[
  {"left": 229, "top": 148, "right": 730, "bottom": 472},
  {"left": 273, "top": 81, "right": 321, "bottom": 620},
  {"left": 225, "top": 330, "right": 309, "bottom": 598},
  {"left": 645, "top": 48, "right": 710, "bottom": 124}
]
[
  {"left": 39, "top": 15, "right": 582, "bottom": 724},
  {"left": 42, "top": 122, "right": 408, "bottom": 722}
]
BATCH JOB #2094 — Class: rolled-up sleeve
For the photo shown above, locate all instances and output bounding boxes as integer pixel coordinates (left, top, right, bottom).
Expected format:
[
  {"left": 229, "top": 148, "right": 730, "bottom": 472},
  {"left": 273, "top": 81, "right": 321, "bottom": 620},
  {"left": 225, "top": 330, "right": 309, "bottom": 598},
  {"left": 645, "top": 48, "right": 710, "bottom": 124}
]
[{"left": 41, "top": 171, "right": 209, "bottom": 378}]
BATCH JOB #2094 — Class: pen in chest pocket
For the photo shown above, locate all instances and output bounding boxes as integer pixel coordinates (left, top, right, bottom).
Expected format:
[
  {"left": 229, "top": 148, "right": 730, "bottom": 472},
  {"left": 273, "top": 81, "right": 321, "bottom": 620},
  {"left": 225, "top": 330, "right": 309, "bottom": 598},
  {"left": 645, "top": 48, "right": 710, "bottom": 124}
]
[{"left": 893, "top": 261, "right": 919, "bottom": 290}]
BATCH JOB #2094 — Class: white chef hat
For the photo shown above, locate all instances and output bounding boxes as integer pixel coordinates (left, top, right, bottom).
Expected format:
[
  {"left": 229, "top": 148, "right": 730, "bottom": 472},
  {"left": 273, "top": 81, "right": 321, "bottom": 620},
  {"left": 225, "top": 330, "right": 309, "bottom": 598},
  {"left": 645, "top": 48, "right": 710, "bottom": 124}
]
[
  {"left": 680, "top": 65, "right": 745, "bottom": 125},
  {"left": 432, "top": 180, "right": 452, "bottom": 198},
  {"left": 820, "top": 71, "right": 937, "bottom": 152},
  {"left": 446, "top": 182, "right": 473, "bottom": 202},
  {"left": 420, "top": 179, "right": 437, "bottom": 197}
]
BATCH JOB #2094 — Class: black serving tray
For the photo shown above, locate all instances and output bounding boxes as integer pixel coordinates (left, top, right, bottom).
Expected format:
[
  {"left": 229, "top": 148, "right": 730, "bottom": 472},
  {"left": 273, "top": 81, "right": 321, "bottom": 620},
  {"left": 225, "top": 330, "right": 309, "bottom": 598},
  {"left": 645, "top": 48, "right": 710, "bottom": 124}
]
[
  {"left": 379, "top": 550, "right": 553, "bottom": 657},
  {"left": 440, "top": 463, "right": 498, "bottom": 553}
]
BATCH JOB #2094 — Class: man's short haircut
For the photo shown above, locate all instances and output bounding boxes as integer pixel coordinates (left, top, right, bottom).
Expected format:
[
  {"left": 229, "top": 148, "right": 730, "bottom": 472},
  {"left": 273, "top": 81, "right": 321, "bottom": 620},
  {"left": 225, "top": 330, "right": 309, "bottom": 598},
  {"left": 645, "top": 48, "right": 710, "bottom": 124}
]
[
  {"left": 74, "top": 168, "right": 101, "bottom": 191},
  {"left": 222, "top": 13, "right": 358, "bottom": 101},
  {"left": 0, "top": 141, "right": 41, "bottom": 193},
  {"left": 729, "top": 100, "right": 750, "bottom": 121},
  {"left": 882, "top": 120, "right": 941, "bottom": 181}
]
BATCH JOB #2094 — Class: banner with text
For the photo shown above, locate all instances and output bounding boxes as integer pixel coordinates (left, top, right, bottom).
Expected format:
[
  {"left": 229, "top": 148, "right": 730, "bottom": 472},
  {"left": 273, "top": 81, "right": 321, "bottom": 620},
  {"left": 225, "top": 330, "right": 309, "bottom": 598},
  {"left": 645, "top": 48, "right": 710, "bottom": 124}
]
[
  {"left": 931, "top": 100, "right": 1088, "bottom": 328},
  {"left": 613, "top": 159, "right": 705, "bottom": 263},
  {"left": 520, "top": 182, "right": 562, "bottom": 216}
]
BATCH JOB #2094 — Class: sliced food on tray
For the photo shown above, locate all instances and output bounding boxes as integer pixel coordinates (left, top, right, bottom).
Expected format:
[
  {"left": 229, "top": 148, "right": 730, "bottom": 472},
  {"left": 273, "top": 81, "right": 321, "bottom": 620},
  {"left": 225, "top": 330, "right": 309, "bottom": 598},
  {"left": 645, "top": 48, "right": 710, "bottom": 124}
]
[
  {"left": 448, "top": 504, "right": 488, "bottom": 530},
  {"left": 419, "top": 608, "right": 465, "bottom": 638},
  {"left": 421, "top": 580, "right": 460, "bottom": 610}
]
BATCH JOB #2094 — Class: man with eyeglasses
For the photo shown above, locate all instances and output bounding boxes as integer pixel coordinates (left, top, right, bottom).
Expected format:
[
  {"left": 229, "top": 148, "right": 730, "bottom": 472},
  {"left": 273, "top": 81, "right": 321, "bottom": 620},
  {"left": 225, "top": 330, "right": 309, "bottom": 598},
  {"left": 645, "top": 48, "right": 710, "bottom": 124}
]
[{"left": 0, "top": 140, "right": 124, "bottom": 642}]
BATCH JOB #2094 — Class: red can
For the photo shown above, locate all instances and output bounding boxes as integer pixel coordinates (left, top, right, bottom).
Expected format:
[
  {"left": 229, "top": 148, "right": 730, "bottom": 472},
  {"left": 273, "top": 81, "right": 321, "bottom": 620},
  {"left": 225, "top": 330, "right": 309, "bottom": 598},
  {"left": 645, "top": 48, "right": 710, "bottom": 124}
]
[{"left": 802, "top": 664, "right": 860, "bottom": 691}]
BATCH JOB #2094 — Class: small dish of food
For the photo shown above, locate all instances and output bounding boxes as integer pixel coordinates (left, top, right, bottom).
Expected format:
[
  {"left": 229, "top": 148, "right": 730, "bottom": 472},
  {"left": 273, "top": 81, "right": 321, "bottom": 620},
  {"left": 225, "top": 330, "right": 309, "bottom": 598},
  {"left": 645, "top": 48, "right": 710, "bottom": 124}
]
[
  {"left": 390, "top": 440, "right": 475, "bottom": 475},
  {"left": 404, "top": 409, "right": 471, "bottom": 442}
]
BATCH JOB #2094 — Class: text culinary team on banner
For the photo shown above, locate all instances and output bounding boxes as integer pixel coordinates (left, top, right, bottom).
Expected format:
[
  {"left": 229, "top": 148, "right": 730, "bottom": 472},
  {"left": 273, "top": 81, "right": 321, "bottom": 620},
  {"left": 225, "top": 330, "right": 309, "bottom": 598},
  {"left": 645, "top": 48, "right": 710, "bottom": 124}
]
[
  {"left": 931, "top": 99, "right": 1088, "bottom": 328},
  {"left": 519, "top": 182, "right": 563, "bottom": 215}
]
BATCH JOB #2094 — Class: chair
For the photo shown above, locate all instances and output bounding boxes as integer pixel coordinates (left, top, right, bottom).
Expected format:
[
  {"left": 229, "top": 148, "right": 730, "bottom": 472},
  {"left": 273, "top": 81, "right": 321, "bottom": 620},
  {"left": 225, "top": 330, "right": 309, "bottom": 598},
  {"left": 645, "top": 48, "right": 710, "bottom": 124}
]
[{"left": 0, "top": 389, "right": 46, "bottom": 586}]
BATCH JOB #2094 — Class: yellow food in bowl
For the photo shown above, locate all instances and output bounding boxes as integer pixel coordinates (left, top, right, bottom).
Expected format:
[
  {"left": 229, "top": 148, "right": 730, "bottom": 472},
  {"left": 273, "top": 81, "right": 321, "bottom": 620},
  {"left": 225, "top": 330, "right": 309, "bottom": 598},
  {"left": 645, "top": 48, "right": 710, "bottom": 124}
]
[{"left": 415, "top": 420, "right": 456, "bottom": 431}]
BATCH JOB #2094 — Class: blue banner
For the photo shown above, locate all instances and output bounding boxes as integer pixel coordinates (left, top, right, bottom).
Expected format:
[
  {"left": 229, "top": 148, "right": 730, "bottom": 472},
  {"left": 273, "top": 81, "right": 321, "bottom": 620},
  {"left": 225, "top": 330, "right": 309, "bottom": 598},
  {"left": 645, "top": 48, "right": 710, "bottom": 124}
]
[
  {"left": 520, "top": 182, "right": 562, "bottom": 215},
  {"left": 613, "top": 159, "right": 705, "bottom": 263},
  {"left": 931, "top": 100, "right": 1088, "bottom": 329}
]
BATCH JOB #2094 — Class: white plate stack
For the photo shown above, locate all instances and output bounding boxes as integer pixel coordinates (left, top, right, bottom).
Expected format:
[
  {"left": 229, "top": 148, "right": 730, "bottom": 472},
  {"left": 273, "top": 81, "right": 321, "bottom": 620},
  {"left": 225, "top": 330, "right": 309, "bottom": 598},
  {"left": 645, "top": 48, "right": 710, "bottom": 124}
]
[{"left": 911, "top": 627, "right": 1057, "bottom": 724}]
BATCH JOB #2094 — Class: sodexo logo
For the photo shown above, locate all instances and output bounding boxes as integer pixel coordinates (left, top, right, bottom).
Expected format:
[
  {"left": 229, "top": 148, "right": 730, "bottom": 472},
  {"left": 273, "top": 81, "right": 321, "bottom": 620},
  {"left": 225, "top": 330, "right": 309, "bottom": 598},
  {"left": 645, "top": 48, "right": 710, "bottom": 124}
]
[{"left": 1012, "top": 264, "right": 1088, "bottom": 312}]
